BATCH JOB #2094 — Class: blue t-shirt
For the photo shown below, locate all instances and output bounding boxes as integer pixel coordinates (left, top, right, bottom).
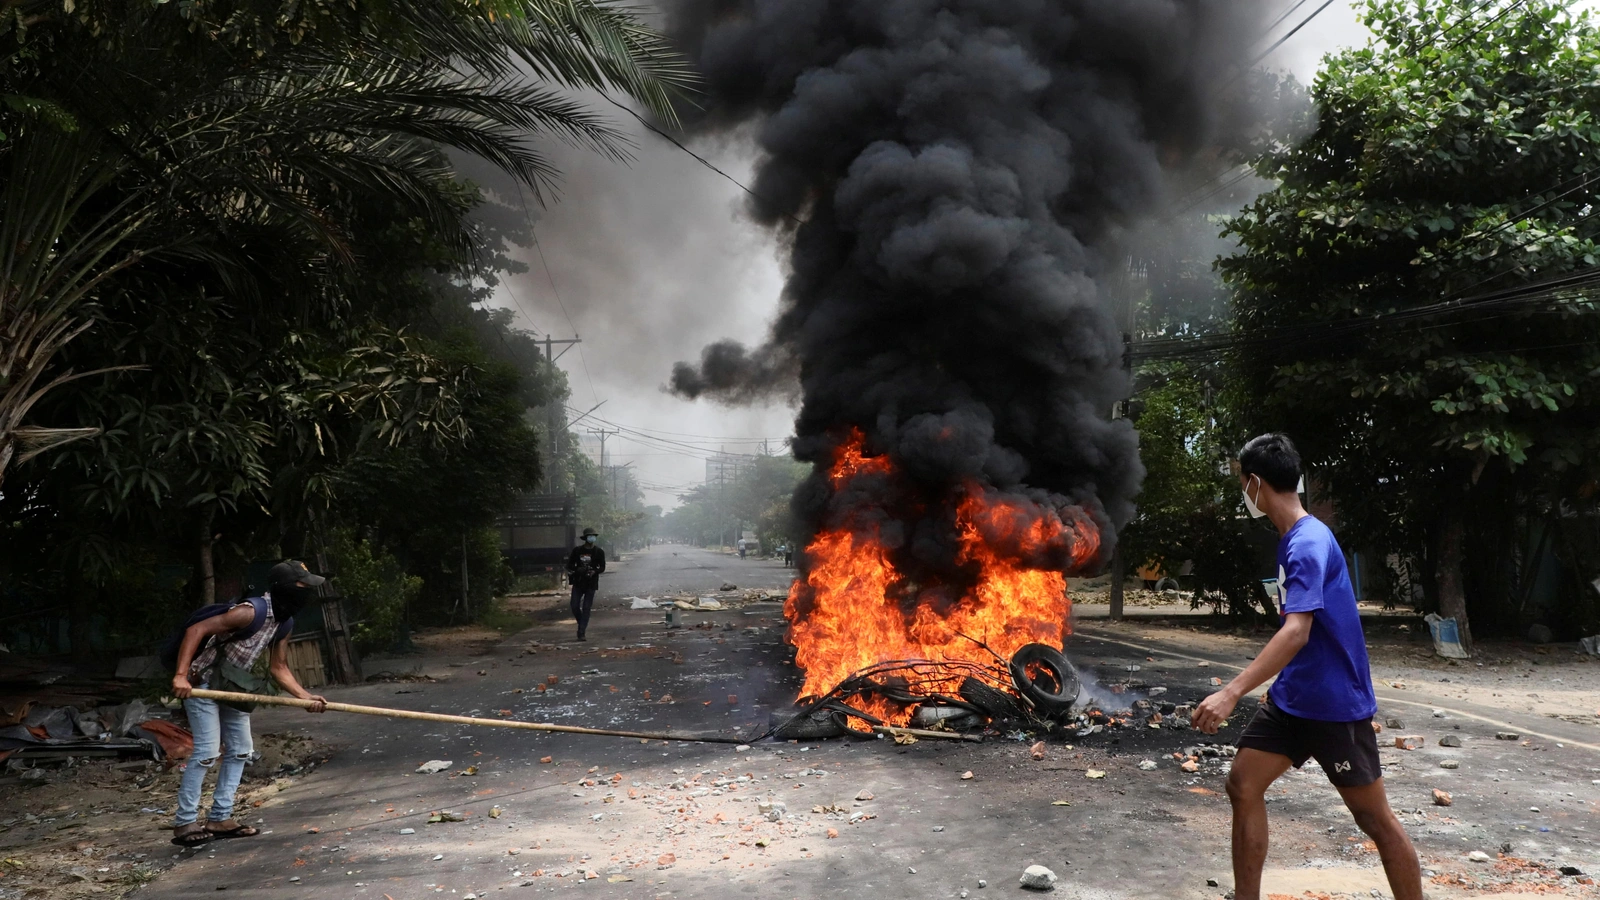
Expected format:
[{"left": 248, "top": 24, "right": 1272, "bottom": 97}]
[{"left": 1266, "top": 516, "right": 1377, "bottom": 722}]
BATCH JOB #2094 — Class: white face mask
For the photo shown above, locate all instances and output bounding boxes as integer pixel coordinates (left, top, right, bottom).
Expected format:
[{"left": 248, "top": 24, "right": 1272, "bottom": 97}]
[
  {"left": 1242, "top": 474, "right": 1306, "bottom": 518},
  {"left": 1243, "top": 474, "right": 1267, "bottom": 519}
]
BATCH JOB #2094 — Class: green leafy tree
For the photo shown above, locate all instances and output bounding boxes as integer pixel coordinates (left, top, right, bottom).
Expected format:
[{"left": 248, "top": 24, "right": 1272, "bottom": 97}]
[
  {"left": 1122, "top": 367, "right": 1264, "bottom": 617},
  {"left": 1219, "top": 0, "right": 1600, "bottom": 649},
  {"left": 0, "top": 0, "right": 692, "bottom": 490}
]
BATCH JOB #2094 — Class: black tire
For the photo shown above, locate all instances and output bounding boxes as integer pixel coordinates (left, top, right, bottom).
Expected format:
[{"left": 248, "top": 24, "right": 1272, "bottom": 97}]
[
  {"left": 1008, "top": 643, "right": 1082, "bottom": 719},
  {"left": 957, "top": 676, "right": 1027, "bottom": 722},
  {"left": 770, "top": 708, "right": 846, "bottom": 740}
]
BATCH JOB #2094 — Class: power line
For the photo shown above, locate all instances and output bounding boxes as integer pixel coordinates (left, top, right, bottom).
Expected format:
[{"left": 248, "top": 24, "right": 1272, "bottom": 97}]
[
  {"left": 603, "top": 97, "right": 806, "bottom": 227},
  {"left": 1247, "top": 0, "right": 1338, "bottom": 68}
]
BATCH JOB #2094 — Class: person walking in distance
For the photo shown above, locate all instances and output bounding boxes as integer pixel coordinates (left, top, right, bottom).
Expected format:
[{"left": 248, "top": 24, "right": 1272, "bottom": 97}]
[
  {"left": 1193, "top": 434, "right": 1421, "bottom": 900},
  {"left": 566, "top": 528, "right": 606, "bottom": 641},
  {"left": 166, "top": 560, "right": 328, "bottom": 847}
]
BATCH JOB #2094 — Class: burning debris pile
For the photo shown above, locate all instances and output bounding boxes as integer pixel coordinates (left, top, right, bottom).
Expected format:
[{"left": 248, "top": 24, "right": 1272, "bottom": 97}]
[{"left": 667, "top": 1, "right": 1265, "bottom": 725}]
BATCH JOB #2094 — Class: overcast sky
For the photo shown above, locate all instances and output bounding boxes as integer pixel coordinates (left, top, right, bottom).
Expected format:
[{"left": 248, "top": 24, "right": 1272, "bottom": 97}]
[{"left": 491, "top": 3, "right": 1376, "bottom": 509}]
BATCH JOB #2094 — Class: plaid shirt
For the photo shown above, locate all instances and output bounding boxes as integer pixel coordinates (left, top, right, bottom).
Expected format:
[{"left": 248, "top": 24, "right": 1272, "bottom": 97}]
[{"left": 188, "top": 600, "right": 281, "bottom": 680}]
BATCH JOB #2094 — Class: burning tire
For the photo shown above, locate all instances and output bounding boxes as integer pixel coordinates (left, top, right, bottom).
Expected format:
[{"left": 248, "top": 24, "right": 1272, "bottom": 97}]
[
  {"left": 770, "top": 708, "right": 846, "bottom": 740},
  {"left": 1008, "top": 644, "right": 1083, "bottom": 719},
  {"left": 957, "top": 676, "right": 1028, "bottom": 722}
]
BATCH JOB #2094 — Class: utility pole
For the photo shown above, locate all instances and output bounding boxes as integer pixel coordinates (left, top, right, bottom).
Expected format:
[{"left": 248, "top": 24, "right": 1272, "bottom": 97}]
[
  {"left": 588, "top": 428, "right": 619, "bottom": 496},
  {"left": 539, "top": 335, "right": 581, "bottom": 489},
  {"left": 1107, "top": 254, "right": 1138, "bottom": 624}
]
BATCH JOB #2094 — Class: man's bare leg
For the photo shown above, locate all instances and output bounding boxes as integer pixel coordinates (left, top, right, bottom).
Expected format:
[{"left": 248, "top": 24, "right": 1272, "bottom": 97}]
[
  {"left": 1224, "top": 748, "right": 1294, "bottom": 900},
  {"left": 1336, "top": 778, "right": 1423, "bottom": 900}
]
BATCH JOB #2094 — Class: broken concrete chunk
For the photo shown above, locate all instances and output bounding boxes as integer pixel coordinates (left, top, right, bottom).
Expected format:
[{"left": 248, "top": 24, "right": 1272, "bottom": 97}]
[
  {"left": 1432, "top": 789, "right": 1453, "bottom": 807},
  {"left": 1019, "top": 865, "right": 1057, "bottom": 890},
  {"left": 1394, "top": 735, "right": 1424, "bottom": 750},
  {"left": 415, "top": 760, "right": 452, "bottom": 774}
]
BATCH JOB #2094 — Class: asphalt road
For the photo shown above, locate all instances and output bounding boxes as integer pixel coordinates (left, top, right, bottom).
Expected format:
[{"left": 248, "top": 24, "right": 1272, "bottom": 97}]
[{"left": 139, "top": 545, "right": 1600, "bottom": 900}]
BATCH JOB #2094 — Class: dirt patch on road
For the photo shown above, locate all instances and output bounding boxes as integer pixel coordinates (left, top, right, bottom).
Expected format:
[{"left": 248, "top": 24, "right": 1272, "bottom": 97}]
[{"left": 0, "top": 732, "right": 331, "bottom": 899}]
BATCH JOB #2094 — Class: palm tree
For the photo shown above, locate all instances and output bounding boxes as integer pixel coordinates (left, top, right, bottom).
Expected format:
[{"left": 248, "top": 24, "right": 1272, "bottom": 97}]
[{"left": 0, "top": 0, "right": 695, "bottom": 491}]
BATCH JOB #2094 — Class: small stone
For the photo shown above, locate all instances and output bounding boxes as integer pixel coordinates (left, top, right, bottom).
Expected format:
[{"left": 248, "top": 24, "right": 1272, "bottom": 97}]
[
  {"left": 1019, "top": 865, "right": 1057, "bottom": 890},
  {"left": 1207, "top": 877, "right": 1220, "bottom": 887},
  {"left": 288, "top": 876, "right": 301, "bottom": 883},
  {"left": 855, "top": 790, "right": 875, "bottom": 801},
  {"left": 1560, "top": 865, "right": 1585, "bottom": 876},
  {"left": 908, "top": 867, "right": 917, "bottom": 874},
  {"left": 736, "top": 745, "right": 750, "bottom": 752},
  {"left": 1085, "top": 769, "right": 1107, "bottom": 779},
  {"left": 1384, "top": 716, "right": 1406, "bottom": 730},
  {"left": 1439, "top": 735, "right": 1462, "bottom": 748},
  {"left": 1180, "top": 759, "right": 1199, "bottom": 773},
  {"left": 415, "top": 760, "right": 452, "bottom": 775},
  {"left": 1468, "top": 851, "right": 1491, "bottom": 862},
  {"left": 932, "top": 825, "right": 945, "bottom": 832},
  {"left": 978, "top": 879, "right": 987, "bottom": 887},
  {"left": 398, "top": 828, "right": 415, "bottom": 835},
  {"left": 1394, "top": 735, "right": 1424, "bottom": 750},
  {"left": 1439, "top": 759, "right": 1460, "bottom": 770},
  {"left": 1495, "top": 732, "right": 1520, "bottom": 741},
  {"left": 1432, "top": 789, "right": 1452, "bottom": 807},
  {"left": 432, "top": 854, "right": 444, "bottom": 861},
  {"left": 1030, "top": 741, "right": 1046, "bottom": 760},
  {"left": 1431, "top": 708, "right": 1447, "bottom": 717},
  {"left": 1138, "top": 760, "right": 1158, "bottom": 771},
  {"left": 960, "top": 771, "right": 974, "bottom": 780}
]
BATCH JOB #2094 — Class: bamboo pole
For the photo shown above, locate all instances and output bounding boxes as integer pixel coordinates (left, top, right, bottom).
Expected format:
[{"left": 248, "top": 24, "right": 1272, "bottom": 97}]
[
  {"left": 869, "top": 725, "right": 982, "bottom": 743},
  {"left": 187, "top": 689, "right": 748, "bottom": 744},
  {"left": 187, "top": 689, "right": 982, "bottom": 744}
]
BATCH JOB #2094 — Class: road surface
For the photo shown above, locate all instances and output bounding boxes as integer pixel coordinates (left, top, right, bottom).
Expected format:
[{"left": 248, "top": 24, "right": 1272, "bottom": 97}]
[{"left": 138, "top": 545, "right": 1600, "bottom": 899}]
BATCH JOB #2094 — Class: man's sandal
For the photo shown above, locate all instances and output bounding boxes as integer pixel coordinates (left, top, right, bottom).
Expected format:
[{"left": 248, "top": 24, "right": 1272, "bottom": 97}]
[
  {"left": 171, "top": 823, "right": 214, "bottom": 847},
  {"left": 205, "top": 819, "right": 260, "bottom": 839}
]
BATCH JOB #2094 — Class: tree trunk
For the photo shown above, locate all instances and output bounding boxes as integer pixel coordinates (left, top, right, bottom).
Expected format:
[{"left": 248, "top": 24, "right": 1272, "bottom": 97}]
[
  {"left": 1107, "top": 542, "right": 1124, "bottom": 622},
  {"left": 66, "top": 572, "right": 94, "bottom": 665},
  {"left": 195, "top": 504, "right": 218, "bottom": 607},
  {"left": 1435, "top": 518, "right": 1473, "bottom": 656}
]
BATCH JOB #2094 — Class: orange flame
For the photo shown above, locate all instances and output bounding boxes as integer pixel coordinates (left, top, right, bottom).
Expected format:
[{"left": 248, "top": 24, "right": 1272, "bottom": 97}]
[{"left": 785, "top": 432, "right": 1101, "bottom": 725}]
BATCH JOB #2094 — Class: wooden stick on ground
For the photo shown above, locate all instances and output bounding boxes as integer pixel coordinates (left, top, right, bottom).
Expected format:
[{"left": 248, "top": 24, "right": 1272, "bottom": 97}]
[
  {"left": 187, "top": 689, "right": 983, "bottom": 744},
  {"left": 186, "top": 689, "right": 748, "bottom": 744},
  {"left": 869, "top": 725, "right": 983, "bottom": 743}
]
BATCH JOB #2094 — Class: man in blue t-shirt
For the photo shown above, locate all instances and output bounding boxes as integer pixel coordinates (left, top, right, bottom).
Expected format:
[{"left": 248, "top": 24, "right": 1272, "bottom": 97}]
[{"left": 1194, "top": 434, "right": 1420, "bottom": 900}]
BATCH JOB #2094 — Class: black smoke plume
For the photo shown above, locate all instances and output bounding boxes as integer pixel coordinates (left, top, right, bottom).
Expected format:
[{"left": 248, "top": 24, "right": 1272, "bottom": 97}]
[{"left": 667, "top": 1, "right": 1264, "bottom": 583}]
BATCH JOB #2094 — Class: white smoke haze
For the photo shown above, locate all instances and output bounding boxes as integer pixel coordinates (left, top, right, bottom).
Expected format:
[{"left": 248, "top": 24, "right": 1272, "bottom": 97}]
[{"left": 484, "top": 116, "right": 800, "bottom": 507}]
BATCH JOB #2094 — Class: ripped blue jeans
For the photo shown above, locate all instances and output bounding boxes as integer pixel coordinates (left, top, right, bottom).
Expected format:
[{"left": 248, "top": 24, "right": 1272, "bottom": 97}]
[{"left": 174, "top": 686, "right": 254, "bottom": 827}]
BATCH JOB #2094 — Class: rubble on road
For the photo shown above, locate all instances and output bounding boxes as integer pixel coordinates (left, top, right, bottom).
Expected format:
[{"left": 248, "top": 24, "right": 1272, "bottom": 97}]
[{"left": 0, "top": 699, "right": 188, "bottom": 763}]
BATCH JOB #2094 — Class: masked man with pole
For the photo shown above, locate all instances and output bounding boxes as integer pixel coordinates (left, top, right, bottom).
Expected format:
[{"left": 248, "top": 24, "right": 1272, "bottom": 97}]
[
  {"left": 167, "top": 560, "right": 328, "bottom": 847},
  {"left": 567, "top": 527, "right": 606, "bottom": 641},
  {"left": 1194, "top": 433, "right": 1421, "bottom": 900}
]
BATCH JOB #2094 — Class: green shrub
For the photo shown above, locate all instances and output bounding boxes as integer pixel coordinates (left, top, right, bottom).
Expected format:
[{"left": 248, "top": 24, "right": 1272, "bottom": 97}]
[{"left": 329, "top": 528, "right": 422, "bottom": 653}]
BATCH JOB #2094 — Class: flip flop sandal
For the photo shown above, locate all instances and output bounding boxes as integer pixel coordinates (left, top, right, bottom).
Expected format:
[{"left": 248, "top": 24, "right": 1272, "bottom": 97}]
[
  {"left": 205, "top": 820, "right": 260, "bottom": 839},
  {"left": 171, "top": 823, "right": 215, "bottom": 847}
]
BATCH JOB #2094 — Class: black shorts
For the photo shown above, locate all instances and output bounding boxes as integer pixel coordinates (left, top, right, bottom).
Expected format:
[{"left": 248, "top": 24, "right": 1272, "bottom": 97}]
[{"left": 1236, "top": 699, "right": 1382, "bottom": 787}]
